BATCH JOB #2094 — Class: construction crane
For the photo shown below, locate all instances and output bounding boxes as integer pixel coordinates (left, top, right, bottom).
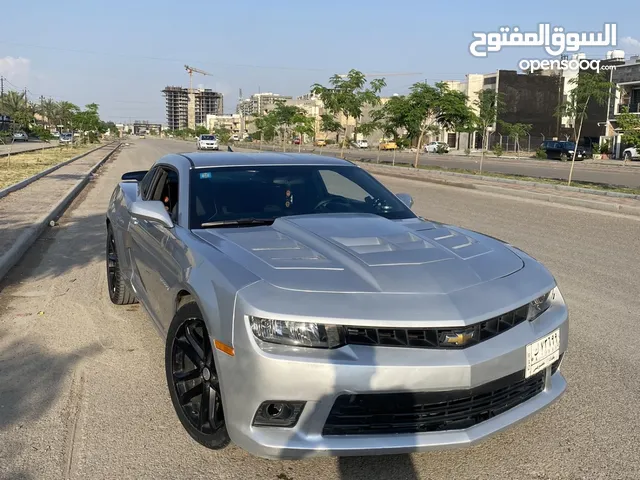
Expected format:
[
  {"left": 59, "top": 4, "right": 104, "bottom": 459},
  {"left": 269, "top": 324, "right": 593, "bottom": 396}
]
[
  {"left": 336, "top": 72, "right": 423, "bottom": 78},
  {"left": 184, "top": 65, "right": 213, "bottom": 91}
]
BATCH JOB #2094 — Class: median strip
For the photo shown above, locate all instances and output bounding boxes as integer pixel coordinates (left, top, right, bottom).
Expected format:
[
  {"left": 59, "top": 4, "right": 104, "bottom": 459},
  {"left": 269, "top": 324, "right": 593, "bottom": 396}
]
[{"left": 0, "top": 142, "right": 122, "bottom": 282}]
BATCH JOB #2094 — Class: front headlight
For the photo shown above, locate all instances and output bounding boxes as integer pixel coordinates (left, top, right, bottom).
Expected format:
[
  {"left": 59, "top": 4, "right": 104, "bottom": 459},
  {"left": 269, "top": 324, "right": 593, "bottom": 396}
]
[
  {"left": 527, "top": 288, "right": 556, "bottom": 321},
  {"left": 249, "top": 316, "right": 345, "bottom": 348}
]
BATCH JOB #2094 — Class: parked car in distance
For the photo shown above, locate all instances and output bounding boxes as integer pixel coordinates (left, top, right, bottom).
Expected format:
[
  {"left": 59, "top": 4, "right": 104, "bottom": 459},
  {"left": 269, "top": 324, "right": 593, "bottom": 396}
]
[
  {"left": 59, "top": 133, "right": 73, "bottom": 144},
  {"left": 424, "top": 141, "right": 449, "bottom": 153},
  {"left": 52, "top": 131, "right": 61, "bottom": 139},
  {"left": 622, "top": 147, "right": 638, "bottom": 162},
  {"left": 356, "top": 139, "right": 369, "bottom": 149},
  {"left": 540, "top": 140, "right": 585, "bottom": 160},
  {"left": 12, "top": 131, "right": 28, "bottom": 142},
  {"left": 292, "top": 137, "right": 301, "bottom": 145},
  {"left": 379, "top": 140, "right": 397, "bottom": 150},
  {"left": 314, "top": 139, "right": 327, "bottom": 147},
  {"left": 106, "top": 152, "right": 568, "bottom": 460},
  {"left": 196, "top": 134, "right": 219, "bottom": 151}
]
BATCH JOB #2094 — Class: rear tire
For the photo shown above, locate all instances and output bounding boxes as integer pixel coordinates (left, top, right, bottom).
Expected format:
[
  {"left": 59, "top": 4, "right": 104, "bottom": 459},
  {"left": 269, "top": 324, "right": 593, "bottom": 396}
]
[
  {"left": 624, "top": 152, "right": 632, "bottom": 162},
  {"left": 106, "top": 225, "right": 137, "bottom": 305},
  {"left": 166, "top": 301, "right": 231, "bottom": 450}
]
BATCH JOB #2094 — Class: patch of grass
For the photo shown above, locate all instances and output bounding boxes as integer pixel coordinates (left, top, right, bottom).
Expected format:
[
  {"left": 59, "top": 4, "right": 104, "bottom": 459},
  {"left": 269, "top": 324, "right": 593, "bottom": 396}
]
[
  {"left": 385, "top": 162, "right": 640, "bottom": 196},
  {"left": 0, "top": 144, "right": 97, "bottom": 189}
]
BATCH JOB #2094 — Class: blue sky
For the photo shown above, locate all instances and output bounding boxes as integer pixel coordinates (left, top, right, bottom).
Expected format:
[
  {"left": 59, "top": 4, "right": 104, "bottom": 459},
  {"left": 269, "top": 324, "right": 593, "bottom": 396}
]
[{"left": 1, "top": 0, "right": 639, "bottom": 123}]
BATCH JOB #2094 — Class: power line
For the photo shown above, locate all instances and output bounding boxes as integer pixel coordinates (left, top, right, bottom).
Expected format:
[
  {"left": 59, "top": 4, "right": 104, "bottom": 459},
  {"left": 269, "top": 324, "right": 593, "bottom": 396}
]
[{"left": 0, "top": 40, "right": 330, "bottom": 73}]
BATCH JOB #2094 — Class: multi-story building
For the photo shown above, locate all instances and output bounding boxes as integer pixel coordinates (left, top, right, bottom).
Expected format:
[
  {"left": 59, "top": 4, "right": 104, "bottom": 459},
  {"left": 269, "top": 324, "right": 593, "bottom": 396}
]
[
  {"left": 236, "top": 92, "right": 293, "bottom": 116},
  {"left": 162, "top": 86, "right": 189, "bottom": 130},
  {"left": 206, "top": 114, "right": 243, "bottom": 136},
  {"left": 606, "top": 52, "right": 640, "bottom": 157},
  {"left": 163, "top": 86, "right": 223, "bottom": 130}
]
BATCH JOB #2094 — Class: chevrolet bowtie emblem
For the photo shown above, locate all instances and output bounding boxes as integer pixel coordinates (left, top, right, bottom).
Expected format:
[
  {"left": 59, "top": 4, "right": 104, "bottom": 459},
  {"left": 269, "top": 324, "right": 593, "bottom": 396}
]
[{"left": 444, "top": 331, "right": 475, "bottom": 346}]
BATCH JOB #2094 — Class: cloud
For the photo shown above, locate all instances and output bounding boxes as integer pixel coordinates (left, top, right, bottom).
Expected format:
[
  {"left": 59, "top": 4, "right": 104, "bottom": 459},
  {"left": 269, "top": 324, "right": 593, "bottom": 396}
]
[
  {"left": 0, "top": 56, "right": 31, "bottom": 88},
  {"left": 621, "top": 36, "right": 640, "bottom": 52}
]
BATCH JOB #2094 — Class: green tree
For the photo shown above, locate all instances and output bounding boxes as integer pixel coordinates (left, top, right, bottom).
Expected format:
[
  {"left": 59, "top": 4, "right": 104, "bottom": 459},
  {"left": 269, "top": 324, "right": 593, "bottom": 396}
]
[
  {"left": 617, "top": 106, "right": 640, "bottom": 164},
  {"left": 195, "top": 125, "right": 209, "bottom": 136},
  {"left": 311, "top": 69, "right": 386, "bottom": 157},
  {"left": 214, "top": 126, "right": 231, "bottom": 144},
  {"left": 499, "top": 121, "right": 532, "bottom": 158},
  {"left": 319, "top": 113, "right": 343, "bottom": 144},
  {"left": 556, "top": 72, "right": 615, "bottom": 185},
  {"left": 73, "top": 103, "right": 102, "bottom": 144},
  {"left": 292, "top": 111, "right": 315, "bottom": 152},
  {"left": 473, "top": 89, "right": 504, "bottom": 172},
  {"left": 385, "top": 82, "right": 472, "bottom": 168}
]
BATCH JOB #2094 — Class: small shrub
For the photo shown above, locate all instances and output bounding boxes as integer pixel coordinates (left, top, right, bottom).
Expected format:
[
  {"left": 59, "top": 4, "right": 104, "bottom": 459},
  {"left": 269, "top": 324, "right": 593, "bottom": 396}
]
[
  {"left": 492, "top": 144, "right": 504, "bottom": 156},
  {"left": 560, "top": 153, "right": 568, "bottom": 162},
  {"left": 464, "top": 147, "right": 471, "bottom": 156},
  {"left": 436, "top": 144, "right": 448, "bottom": 154},
  {"left": 535, "top": 148, "right": 546, "bottom": 159}
]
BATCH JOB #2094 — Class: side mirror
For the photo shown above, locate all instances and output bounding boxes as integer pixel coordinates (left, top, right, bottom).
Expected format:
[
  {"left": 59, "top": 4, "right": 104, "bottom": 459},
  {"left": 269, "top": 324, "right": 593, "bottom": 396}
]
[
  {"left": 129, "top": 200, "right": 174, "bottom": 229},
  {"left": 396, "top": 193, "right": 414, "bottom": 209},
  {"left": 121, "top": 170, "right": 148, "bottom": 182}
]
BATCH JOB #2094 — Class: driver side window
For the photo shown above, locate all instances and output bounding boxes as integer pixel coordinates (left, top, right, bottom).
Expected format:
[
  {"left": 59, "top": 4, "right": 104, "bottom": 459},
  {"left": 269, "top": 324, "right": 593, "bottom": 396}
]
[
  {"left": 148, "top": 167, "right": 180, "bottom": 221},
  {"left": 319, "top": 169, "right": 369, "bottom": 202}
]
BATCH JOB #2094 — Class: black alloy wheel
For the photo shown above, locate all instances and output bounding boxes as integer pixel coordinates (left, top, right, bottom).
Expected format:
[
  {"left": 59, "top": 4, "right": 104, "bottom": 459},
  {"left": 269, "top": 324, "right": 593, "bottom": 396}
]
[
  {"left": 106, "top": 225, "right": 136, "bottom": 305},
  {"left": 166, "top": 301, "right": 230, "bottom": 449}
]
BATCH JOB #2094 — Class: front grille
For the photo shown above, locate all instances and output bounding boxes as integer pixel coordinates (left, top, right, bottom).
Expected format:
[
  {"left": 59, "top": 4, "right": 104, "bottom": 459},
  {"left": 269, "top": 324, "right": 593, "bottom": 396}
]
[
  {"left": 344, "top": 305, "right": 529, "bottom": 350},
  {"left": 323, "top": 369, "right": 546, "bottom": 436}
]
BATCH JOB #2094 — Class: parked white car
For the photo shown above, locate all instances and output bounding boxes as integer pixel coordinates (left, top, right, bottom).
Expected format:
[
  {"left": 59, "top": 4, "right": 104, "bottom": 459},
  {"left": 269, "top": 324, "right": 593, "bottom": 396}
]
[
  {"left": 12, "top": 131, "right": 28, "bottom": 142},
  {"left": 59, "top": 133, "right": 73, "bottom": 144},
  {"left": 424, "top": 141, "right": 449, "bottom": 153},
  {"left": 356, "top": 139, "right": 369, "bottom": 148},
  {"left": 196, "top": 134, "right": 219, "bottom": 151},
  {"left": 622, "top": 147, "right": 638, "bottom": 162}
]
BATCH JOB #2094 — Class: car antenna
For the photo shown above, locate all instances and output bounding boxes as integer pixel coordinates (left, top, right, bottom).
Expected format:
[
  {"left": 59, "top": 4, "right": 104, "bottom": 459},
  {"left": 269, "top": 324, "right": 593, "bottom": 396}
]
[{"left": 227, "top": 146, "right": 234, "bottom": 152}]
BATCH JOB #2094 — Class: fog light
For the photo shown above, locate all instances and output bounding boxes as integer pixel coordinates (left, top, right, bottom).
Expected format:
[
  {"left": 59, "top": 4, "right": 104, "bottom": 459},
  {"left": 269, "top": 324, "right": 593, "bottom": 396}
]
[{"left": 252, "top": 401, "right": 306, "bottom": 427}]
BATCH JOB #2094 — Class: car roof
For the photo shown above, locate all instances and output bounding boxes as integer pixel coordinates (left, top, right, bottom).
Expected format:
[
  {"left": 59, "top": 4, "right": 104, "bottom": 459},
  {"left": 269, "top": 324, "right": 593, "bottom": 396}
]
[{"left": 179, "top": 152, "right": 356, "bottom": 168}]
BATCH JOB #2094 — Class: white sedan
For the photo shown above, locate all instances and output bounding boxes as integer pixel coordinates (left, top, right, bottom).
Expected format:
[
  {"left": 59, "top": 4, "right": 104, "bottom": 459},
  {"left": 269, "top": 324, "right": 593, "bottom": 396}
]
[
  {"left": 197, "top": 134, "right": 219, "bottom": 150},
  {"left": 424, "top": 141, "right": 449, "bottom": 153}
]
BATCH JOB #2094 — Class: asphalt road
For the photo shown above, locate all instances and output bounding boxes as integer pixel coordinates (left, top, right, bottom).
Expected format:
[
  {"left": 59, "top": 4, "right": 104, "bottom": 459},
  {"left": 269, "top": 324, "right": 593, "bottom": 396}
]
[
  {"left": 0, "top": 140, "right": 59, "bottom": 156},
  {"left": 246, "top": 143, "right": 640, "bottom": 188},
  {"left": 1, "top": 138, "right": 639, "bottom": 480}
]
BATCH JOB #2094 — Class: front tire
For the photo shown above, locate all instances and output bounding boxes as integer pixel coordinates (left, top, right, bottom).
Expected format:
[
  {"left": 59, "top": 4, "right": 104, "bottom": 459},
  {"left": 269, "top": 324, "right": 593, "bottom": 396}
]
[
  {"left": 624, "top": 152, "right": 632, "bottom": 162},
  {"left": 106, "top": 225, "right": 137, "bottom": 305},
  {"left": 165, "top": 301, "right": 230, "bottom": 450}
]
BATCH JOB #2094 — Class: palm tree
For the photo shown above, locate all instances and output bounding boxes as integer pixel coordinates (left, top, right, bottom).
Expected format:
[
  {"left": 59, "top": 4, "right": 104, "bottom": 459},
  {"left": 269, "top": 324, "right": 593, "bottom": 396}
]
[{"left": 0, "top": 90, "right": 28, "bottom": 120}]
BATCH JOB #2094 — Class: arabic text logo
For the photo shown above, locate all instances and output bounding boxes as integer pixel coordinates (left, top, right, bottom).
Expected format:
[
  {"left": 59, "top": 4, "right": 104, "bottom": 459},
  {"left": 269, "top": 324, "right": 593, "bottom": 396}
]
[{"left": 469, "top": 23, "right": 617, "bottom": 58}]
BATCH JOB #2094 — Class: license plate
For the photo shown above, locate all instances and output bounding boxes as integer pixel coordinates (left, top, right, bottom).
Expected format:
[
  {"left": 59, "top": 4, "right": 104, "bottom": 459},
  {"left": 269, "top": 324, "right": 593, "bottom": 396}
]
[{"left": 525, "top": 329, "right": 560, "bottom": 379}]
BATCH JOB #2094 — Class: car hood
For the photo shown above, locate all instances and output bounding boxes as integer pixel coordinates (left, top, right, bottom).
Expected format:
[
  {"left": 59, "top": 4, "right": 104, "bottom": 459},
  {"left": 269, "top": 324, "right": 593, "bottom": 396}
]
[{"left": 193, "top": 213, "right": 524, "bottom": 294}]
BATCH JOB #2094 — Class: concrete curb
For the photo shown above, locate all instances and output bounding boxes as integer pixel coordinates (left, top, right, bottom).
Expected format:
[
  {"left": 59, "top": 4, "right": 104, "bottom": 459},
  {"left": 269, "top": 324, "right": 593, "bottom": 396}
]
[
  {"left": 357, "top": 162, "right": 640, "bottom": 200},
  {"left": 0, "top": 142, "right": 122, "bottom": 282},
  {"left": 359, "top": 165, "right": 640, "bottom": 218},
  {"left": 0, "top": 143, "right": 59, "bottom": 159},
  {"left": 0, "top": 141, "right": 117, "bottom": 200}
]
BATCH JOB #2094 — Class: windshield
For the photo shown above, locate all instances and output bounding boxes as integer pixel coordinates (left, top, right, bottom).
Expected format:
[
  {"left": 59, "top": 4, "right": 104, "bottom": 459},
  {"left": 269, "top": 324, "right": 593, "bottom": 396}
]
[
  {"left": 189, "top": 165, "right": 416, "bottom": 228},
  {"left": 201, "top": 135, "right": 216, "bottom": 140},
  {"left": 561, "top": 142, "right": 576, "bottom": 148}
]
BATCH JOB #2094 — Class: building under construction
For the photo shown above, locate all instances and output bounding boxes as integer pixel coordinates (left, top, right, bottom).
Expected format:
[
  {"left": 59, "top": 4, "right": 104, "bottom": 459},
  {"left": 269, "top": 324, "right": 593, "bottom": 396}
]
[{"left": 162, "top": 86, "right": 223, "bottom": 130}]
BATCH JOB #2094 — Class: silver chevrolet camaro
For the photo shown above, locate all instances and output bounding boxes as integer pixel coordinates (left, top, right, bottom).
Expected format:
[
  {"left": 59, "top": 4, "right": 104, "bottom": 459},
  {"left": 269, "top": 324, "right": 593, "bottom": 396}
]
[{"left": 105, "top": 151, "right": 568, "bottom": 460}]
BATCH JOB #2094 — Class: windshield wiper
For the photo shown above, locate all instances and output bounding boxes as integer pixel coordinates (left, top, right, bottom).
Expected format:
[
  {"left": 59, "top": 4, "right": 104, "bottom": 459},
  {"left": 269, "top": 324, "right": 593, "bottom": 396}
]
[{"left": 200, "top": 218, "right": 276, "bottom": 228}]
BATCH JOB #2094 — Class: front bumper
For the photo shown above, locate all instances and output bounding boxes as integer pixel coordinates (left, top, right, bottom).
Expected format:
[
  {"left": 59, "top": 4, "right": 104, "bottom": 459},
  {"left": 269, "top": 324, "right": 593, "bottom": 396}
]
[
  {"left": 214, "top": 295, "right": 568, "bottom": 460},
  {"left": 199, "top": 144, "right": 219, "bottom": 150}
]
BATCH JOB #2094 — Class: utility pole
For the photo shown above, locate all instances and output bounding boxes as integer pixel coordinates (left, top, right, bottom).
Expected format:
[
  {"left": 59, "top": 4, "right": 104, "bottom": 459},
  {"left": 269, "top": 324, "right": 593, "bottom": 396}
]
[
  {"left": 1, "top": 76, "right": 4, "bottom": 99},
  {"left": 40, "top": 95, "right": 45, "bottom": 127}
]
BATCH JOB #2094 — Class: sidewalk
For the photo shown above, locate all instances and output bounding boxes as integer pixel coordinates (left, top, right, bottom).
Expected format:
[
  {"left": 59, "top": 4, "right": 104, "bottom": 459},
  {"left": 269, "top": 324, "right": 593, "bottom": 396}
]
[
  {"left": 0, "top": 144, "right": 120, "bottom": 279},
  {"left": 0, "top": 140, "right": 60, "bottom": 157}
]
